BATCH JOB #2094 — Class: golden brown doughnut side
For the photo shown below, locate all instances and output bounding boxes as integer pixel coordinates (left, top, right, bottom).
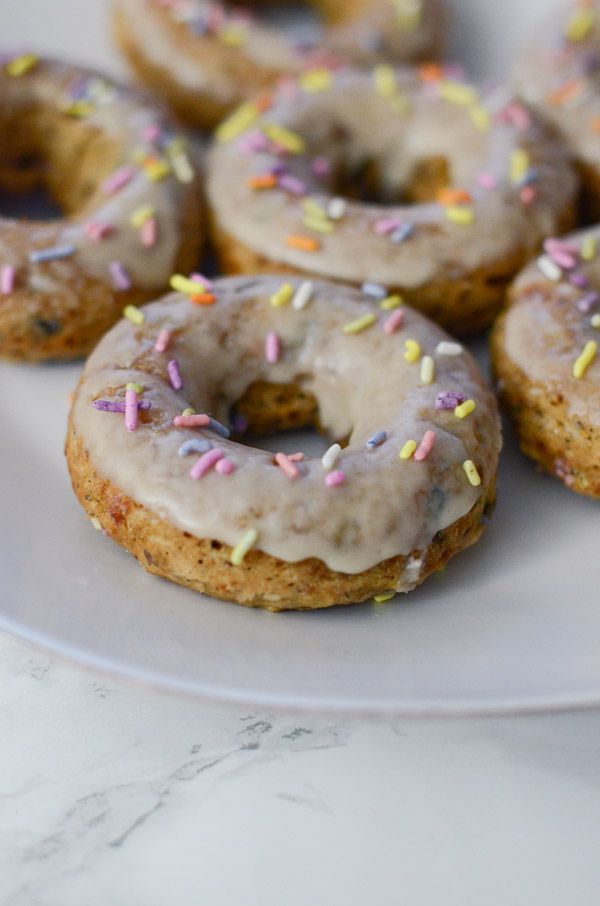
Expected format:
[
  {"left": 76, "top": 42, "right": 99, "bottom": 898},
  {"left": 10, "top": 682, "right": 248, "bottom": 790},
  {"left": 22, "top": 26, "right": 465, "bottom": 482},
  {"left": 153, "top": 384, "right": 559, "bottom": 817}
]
[{"left": 66, "top": 429, "right": 496, "bottom": 611}]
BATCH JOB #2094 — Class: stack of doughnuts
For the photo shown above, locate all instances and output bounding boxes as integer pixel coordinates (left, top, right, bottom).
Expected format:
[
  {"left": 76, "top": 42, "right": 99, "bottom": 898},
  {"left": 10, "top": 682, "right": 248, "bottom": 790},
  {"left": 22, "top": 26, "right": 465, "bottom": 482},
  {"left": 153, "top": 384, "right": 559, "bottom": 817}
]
[{"left": 4, "top": 1, "right": 598, "bottom": 610}]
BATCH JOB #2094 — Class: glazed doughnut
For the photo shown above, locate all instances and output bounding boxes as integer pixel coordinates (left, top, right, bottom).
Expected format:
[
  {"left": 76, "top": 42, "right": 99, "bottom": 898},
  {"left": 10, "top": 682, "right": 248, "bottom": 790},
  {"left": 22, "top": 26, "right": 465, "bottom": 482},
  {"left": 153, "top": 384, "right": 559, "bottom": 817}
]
[
  {"left": 491, "top": 227, "right": 600, "bottom": 499},
  {"left": 205, "top": 66, "right": 577, "bottom": 333},
  {"left": 0, "top": 55, "right": 203, "bottom": 362},
  {"left": 112, "top": 0, "right": 443, "bottom": 130},
  {"left": 66, "top": 274, "right": 501, "bottom": 611},
  {"left": 513, "top": 0, "right": 600, "bottom": 220}
]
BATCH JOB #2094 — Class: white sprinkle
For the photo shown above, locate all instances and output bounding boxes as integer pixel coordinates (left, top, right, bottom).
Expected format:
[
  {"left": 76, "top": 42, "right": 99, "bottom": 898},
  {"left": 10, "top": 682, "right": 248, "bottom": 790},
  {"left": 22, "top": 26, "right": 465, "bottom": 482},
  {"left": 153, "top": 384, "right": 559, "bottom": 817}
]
[
  {"left": 321, "top": 443, "right": 342, "bottom": 472},
  {"left": 420, "top": 355, "right": 434, "bottom": 384},
  {"left": 435, "top": 340, "right": 464, "bottom": 356},
  {"left": 592, "top": 313, "right": 600, "bottom": 328},
  {"left": 537, "top": 254, "right": 562, "bottom": 282},
  {"left": 327, "top": 197, "right": 347, "bottom": 220},
  {"left": 292, "top": 279, "right": 314, "bottom": 310},
  {"left": 361, "top": 281, "right": 387, "bottom": 300}
]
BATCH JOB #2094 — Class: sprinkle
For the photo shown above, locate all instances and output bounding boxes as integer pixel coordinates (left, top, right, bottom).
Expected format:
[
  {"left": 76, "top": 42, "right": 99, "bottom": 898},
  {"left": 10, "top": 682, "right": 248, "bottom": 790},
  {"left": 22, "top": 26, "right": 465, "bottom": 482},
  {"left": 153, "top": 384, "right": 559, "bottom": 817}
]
[
  {"left": 265, "top": 331, "right": 280, "bottom": 363},
  {"left": 270, "top": 282, "right": 294, "bottom": 307},
  {"left": 581, "top": 235, "right": 597, "bottom": 261},
  {"left": 565, "top": 7, "right": 595, "bottom": 41},
  {"left": 178, "top": 438, "right": 211, "bottom": 456},
  {"left": 520, "top": 185, "right": 536, "bottom": 204},
  {"left": 414, "top": 430, "right": 436, "bottom": 461},
  {"left": 168, "top": 359, "right": 183, "bottom": 390},
  {"left": 29, "top": 244, "right": 76, "bottom": 264},
  {"left": 420, "top": 355, "right": 434, "bottom": 384},
  {"left": 573, "top": 340, "right": 597, "bottom": 378},
  {"left": 374, "top": 217, "right": 402, "bottom": 235},
  {"left": 239, "top": 130, "right": 269, "bottom": 154},
  {"left": 143, "top": 157, "right": 170, "bottom": 182},
  {"left": 591, "top": 313, "right": 600, "bottom": 328},
  {"left": 170, "top": 274, "right": 206, "bottom": 295},
  {"left": 383, "top": 309, "right": 405, "bottom": 334},
  {"left": 218, "top": 24, "right": 247, "bottom": 46},
  {"left": 435, "top": 390, "right": 466, "bottom": 410},
  {"left": 247, "top": 173, "right": 277, "bottom": 190},
  {"left": 169, "top": 149, "right": 194, "bottom": 183},
  {"left": 327, "top": 197, "right": 347, "bottom": 220},
  {"left": 455, "top": 399, "right": 476, "bottom": 418},
  {"left": 285, "top": 235, "right": 320, "bottom": 252},
  {"left": 361, "top": 281, "right": 387, "bottom": 299},
  {"left": 322, "top": 443, "right": 342, "bottom": 471},
  {"left": 498, "top": 100, "right": 531, "bottom": 130},
  {"left": 438, "top": 187, "right": 472, "bottom": 206},
  {"left": 230, "top": 528, "right": 258, "bottom": 565},
  {"left": 342, "top": 312, "right": 376, "bottom": 334},
  {"left": 173, "top": 413, "right": 210, "bottom": 427},
  {"left": 569, "top": 272, "right": 588, "bottom": 288},
  {"left": 399, "top": 439, "right": 417, "bottom": 460},
  {"left": 182, "top": 408, "right": 195, "bottom": 416},
  {"left": 404, "top": 339, "right": 421, "bottom": 363},
  {"left": 279, "top": 173, "right": 307, "bottom": 195},
  {"left": 190, "top": 292, "right": 216, "bottom": 305},
  {"left": 366, "top": 430, "right": 387, "bottom": 450},
  {"left": 303, "top": 214, "right": 334, "bottom": 234},
  {"left": 469, "top": 105, "right": 491, "bottom": 131},
  {"left": 141, "top": 216, "right": 157, "bottom": 247},
  {"left": 390, "top": 223, "right": 415, "bottom": 243},
  {"left": 373, "top": 63, "right": 397, "bottom": 99},
  {"left": 1, "top": 266, "right": 15, "bottom": 294},
  {"left": 509, "top": 149, "right": 530, "bottom": 183},
  {"left": 215, "top": 458, "right": 235, "bottom": 475},
  {"left": 476, "top": 172, "right": 498, "bottom": 190},
  {"left": 373, "top": 592, "right": 395, "bottom": 603},
  {"left": 439, "top": 80, "right": 478, "bottom": 106},
  {"left": 123, "top": 304, "right": 145, "bottom": 325},
  {"left": 125, "top": 388, "right": 138, "bottom": 431},
  {"left": 275, "top": 451, "right": 300, "bottom": 479},
  {"left": 5, "top": 53, "right": 38, "bottom": 77},
  {"left": 445, "top": 205, "right": 475, "bottom": 226},
  {"left": 299, "top": 68, "right": 333, "bottom": 93},
  {"left": 83, "top": 220, "right": 114, "bottom": 241},
  {"left": 206, "top": 417, "right": 231, "bottom": 439},
  {"left": 302, "top": 197, "right": 328, "bottom": 219},
  {"left": 93, "top": 399, "right": 151, "bottom": 412},
  {"left": 292, "top": 279, "right": 314, "bottom": 310},
  {"left": 463, "top": 460, "right": 481, "bottom": 486},
  {"left": 189, "top": 448, "right": 224, "bottom": 479},
  {"left": 130, "top": 204, "right": 155, "bottom": 228},
  {"left": 126, "top": 382, "right": 143, "bottom": 394},
  {"left": 263, "top": 123, "right": 305, "bottom": 154},
  {"left": 287, "top": 452, "right": 304, "bottom": 462},
  {"left": 155, "top": 328, "right": 171, "bottom": 352},
  {"left": 576, "top": 291, "right": 599, "bottom": 314},
  {"left": 435, "top": 340, "right": 463, "bottom": 356},
  {"left": 325, "top": 470, "right": 345, "bottom": 487},
  {"left": 101, "top": 164, "right": 135, "bottom": 195},
  {"left": 380, "top": 294, "right": 403, "bottom": 310},
  {"left": 109, "top": 260, "right": 131, "bottom": 290},
  {"left": 543, "top": 238, "right": 577, "bottom": 270},
  {"left": 191, "top": 272, "right": 213, "bottom": 290},
  {"left": 537, "top": 254, "right": 562, "bottom": 281},
  {"left": 216, "top": 102, "right": 260, "bottom": 142}
]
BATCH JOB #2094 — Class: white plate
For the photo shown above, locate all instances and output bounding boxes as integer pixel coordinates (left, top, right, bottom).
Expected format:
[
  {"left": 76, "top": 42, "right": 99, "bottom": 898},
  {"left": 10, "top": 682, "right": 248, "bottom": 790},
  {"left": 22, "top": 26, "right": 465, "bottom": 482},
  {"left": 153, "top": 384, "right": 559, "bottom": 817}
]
[{"left": 2, "top": 0, "right": 599, "bottom": 715}]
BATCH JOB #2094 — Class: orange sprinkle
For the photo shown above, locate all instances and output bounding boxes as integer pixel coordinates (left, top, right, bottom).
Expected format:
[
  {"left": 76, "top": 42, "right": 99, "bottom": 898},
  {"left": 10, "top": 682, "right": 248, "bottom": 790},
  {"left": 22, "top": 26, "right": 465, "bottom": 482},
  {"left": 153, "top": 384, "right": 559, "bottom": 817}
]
[
  {"left": 190, "top": 293, "right": 216, "bottom": 305},
  {"left": 284, "top": 234, "right": 320, "bottom": 252},
  {"left": 437, "top": 187, "right": 472, "bottom": 206},
  {"left": 520, "top": 185, "right": 537, "bottom": 205},
  {"left": 590, "top": 115, "right": 600, "bottom": 133},
  {"left": 247, "top": 173, "right": 277, "bottom": 189},
  {"left": 254, "top": 93, "right": 273, "bottom": 113},
  {"left": 417, "top": 62, "right": 444, "bottom": 82},
  {"left": 546, "top": 77, "right": 584, "bottom": 106}
]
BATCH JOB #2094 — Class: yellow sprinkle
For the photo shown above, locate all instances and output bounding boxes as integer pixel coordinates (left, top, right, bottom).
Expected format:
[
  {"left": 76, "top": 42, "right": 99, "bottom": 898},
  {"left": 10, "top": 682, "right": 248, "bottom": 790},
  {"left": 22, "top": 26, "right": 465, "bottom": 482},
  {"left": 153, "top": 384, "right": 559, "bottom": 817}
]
[
  {"left": 270, "top": 282, "right": 294, "bottom": 307},
  {"left": 62, "top": 100, "right": 94, "bottom": 118},
  {"left": 169, "top": 150, "right": 194, "bottom": 184},
  {"left": 373, "top": 63, "right": 397, "bottom": 99},
  {"left": 463, "top": 460, "right": 481, "bottom": 486},
  {"left": 509, "top": 148, "right": 530, "bottom": 183},
  {"left": 591, "top": 313, "right": 600, "bottom": 328},
  {"left": 445, "top": 205, "right": 475, "bottom": 226},
  {"left": 123, "top": 305, "right": 145, "bottom": 326},
  {"left": 342, "top": 312, "right": 377, "bottom": 334},
  {"left": 389, "top": 92, "right": 411, "bottom": 117},
  {"left": 399, "top": 439, "right": 417, "bottom": 460},
  {"left": 404, "top": 339, "right": 421, "bottom": 363},
  {"left": 302, "top": 216, "right": 335, "bottom": 234},
  {"left": 215, "top": 102, "right": 259, "bottom": 143},
  {"left": 5, "top": 53, "right": 38, "bottom": 77},
  {"left": 144, "top": 159, "right": 170, "bottom": 182},
  {"left": 299, "top": 68, "right": 333, "bottom": 93},
  {"left": 439, "top": 80, "right": 479, "bottom": 106},
  {"left": 130, "top": 204, "right": 155, "bottom": 228},
  {"left": 394, "top": 0, "right": 422, "bottom": 31},
  {"left": 230, "top": 528, "right": 258, "bottom": 566},
  {"left": 170, "top": 274, "right": 206, "bottom": 295},
  {"left": 182, "top": 408, "right": 195, "bottom": 416},
  {"left": 573, "top": 340, "right": 597, "bottom": 378},
  {"left": 420, "top": 355, "right": 434, "bottom": 384},
  {"left": 379, "top": 294, "right": 403, "bottom": 310},
  {"left": 373, "top": 592, "right": 395, "bottom": 603},
  {"left": 263, "top": 123, "right": 306, "bottom": 154},
  {"left": 469, "top": 105, "right": 491, "bottom": 131},
  {"left": 455, "top": 399, "right": 476, "bottom": 418},
  {"left": 126, "top": 382, "right": 143, "bottom": 395},
  {"left": 581, "top": 234, "right": 597, "bottom": 261},
  {"left": 218, "top": 25, "right": 247, "bottom": 46},
  {"left": 565, "top": 7, "right": 595, "bottom": 41},
  {"left": 302, "top": 197, "right": 328, "bottom": 220}
]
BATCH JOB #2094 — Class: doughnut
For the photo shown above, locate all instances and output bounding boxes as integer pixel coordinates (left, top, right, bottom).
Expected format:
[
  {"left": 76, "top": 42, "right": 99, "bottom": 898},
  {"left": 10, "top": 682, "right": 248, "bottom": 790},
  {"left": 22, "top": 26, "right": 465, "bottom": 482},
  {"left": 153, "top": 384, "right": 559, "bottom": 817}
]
[
  {"left": 0, "top": 55, "right": 203, "bottom": 362},
  {"left": 491, "top": 227, "right": 600, "bottom": 499},
  {"left": 66, "top": 274, "right": 502, "bottom": 611},
  {"left": 112, "top": 0, "right": 443, "bottom": 130},
  {"left": 205, "top": 66, "right": 577, "bottom": 333},
  {"left": 513, "top": 0, "right": 600, "bottom": 220}
]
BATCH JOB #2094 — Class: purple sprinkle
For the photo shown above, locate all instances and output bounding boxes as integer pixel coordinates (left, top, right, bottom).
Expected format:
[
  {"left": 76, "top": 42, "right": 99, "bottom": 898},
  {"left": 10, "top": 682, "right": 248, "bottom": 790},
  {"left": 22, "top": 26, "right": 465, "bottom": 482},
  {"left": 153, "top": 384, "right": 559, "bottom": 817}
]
[
  {"left": 390, "top": 223, "right": 415, "bottom": 243},
  {"left": 569, "top": 272, "right": 588, "bottom": 288},
  {"left": 178, "top": 438, "right": 212, "bottom": 456},
  {"left": 125, "top": 388, "right": 138, "bottom": 431},
  {"left": 231, "top": 414, "right": 248, "bottom": 433},
  {"left": 93, "top": 399, "right": 151, "bottom": 412},
  {"left": 366, "top": 430, "right": 387, "bottom": 450},
  {"left": 167, "top": 359, "right": 183, "bottom": 390},
  {"left": 207, "top": 417, "right": 231, "bottom": 439},
  {"left": 109, "top": 260, "right": 131, "bottom": 291},
  {"left": 278, "top": 173, "right": 307, "bottom": 196},
  {"left": 29, "top": 244, "right": 76, "bottom": 264},
  {"left": 435, "top": 391, "right": 466, "bottom": 410},
  {"left": 311, "top": 157, "right": 330, "bottom": 177},
  {"left": 576, "top": 291, "right": 600, "bottom": 314}
]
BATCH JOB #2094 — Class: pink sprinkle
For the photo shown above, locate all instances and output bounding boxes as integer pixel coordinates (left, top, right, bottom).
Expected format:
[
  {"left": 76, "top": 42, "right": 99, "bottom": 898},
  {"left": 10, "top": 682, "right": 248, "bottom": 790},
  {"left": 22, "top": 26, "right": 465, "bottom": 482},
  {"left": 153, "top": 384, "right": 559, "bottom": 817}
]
[
  {"left": 275, "top": 451, "right": 300, "bottom": 479},
  {"left": 544, "top": 238, "right": 577, "bottom": 270},
  {"left": 238, "top": 130, "right": 269, "bottom": 154},
  {"left": 215, "top": 458, "right": 235, "bottom": 475},
  {"left": 1, "top": 265, "right": 15, "bottom": 294},
  {"left": 383, "top": 309, "right": 405, "bottom": 334},
  {"left": 140, "top": 216, "right": 157, "bottom": 247},
  {"left": 288, "top": 452, "right": 304, "bottom": 462},
  {"left": 476, "top": 172, "right": 498, "bottom": 190},
  {"left": 154, "top": 328, "right": 171, "bottom": 352},
  {"left": 265, "top": 331, "right": 280, "bottom": 363},
  {"left": 311, "top": 156, "right": 330, "bottom": 177},
  {"left": 498, "top": 101, "right": 531, "bottom": 130},
  {"left": 278, "top": 173, "right": 306, "bottom": 195},
  {"left": 125, "top": 387, "right": 138, "bottom": 431},
  {"left": 190, "top": 272, "right": 213, "bottom": 290},
  {"left": 142, "top": 123, "right": 161, "bottom": 143},
  {"left": 84, "top": 220, "right": 114, "bottom": 241},
  {"left": 520, "top": 185, "right": 536, "bottom": 205},
  {"left": 173, "top": 413, "right": 210, "bottom": 428},
  {"left": 414, "top": 430, "right": 436, "bottom": 462},
  {"left": 325, "top": 470, "right": 345, "bottom": 487},
  {"left": 101, "top": 164, "right": 135, "bottom": 196},
  {"left": 109, "top": 260, "right": 131, "bottom": 290},
  {"left": 167, "top": 359, "right": 183, "bottom": 390},
  {"left": 277, "top": 76, "right": 300, "bottom": 101},
  {"left": 374, "top": 217, "right": 401, "bottom": 235},
  {"left": 189, "top": 447, "right": 223, "bottom": 479}
]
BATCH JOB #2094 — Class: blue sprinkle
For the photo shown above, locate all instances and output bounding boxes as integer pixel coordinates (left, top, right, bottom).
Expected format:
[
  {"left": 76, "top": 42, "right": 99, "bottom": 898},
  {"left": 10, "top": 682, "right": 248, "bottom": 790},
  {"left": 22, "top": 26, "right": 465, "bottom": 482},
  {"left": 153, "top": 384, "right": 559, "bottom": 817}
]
[
  {"left": 366, "top": 430, "right": 387, "bottom": 450},
  {"left": 207, "top": 417, "right": 231, "bottom": 439},
  {"left": 361, "top": 281, "right": 387, "bottom": 300},
  {"left": 521, "top": 167, "right": 540, "bottom": 186},
  {"left": 178, "top": 438, "right": 212, "bottom": 457},
  {"left": 390, "top": 223, "right": 415, "bottom": 243},
  {"left": 29, "top": 244, "right": 77, "bottom": 264}
]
